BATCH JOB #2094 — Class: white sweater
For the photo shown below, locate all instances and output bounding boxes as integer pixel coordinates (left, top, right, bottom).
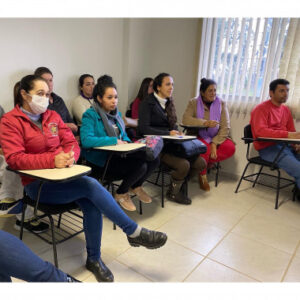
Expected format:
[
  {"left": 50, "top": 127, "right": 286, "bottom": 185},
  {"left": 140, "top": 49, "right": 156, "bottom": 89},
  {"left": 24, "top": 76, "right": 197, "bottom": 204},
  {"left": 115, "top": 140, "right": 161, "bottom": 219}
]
[{"left": 71, "top": 94, "right": 93, "bottom": 126}]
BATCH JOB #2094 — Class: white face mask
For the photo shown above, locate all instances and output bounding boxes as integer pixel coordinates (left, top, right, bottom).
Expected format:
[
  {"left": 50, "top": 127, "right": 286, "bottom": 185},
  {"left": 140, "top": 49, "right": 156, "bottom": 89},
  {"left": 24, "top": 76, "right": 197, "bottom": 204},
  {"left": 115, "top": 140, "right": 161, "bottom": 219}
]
[{"left": 28, "top": 94, "right": 49, "bottom": 115}]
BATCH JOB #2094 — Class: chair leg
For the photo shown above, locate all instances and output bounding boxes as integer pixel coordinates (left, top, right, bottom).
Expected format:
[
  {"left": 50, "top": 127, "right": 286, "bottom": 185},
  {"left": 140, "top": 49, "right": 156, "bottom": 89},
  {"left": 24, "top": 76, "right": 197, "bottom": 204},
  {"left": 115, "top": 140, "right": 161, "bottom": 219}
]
[
  {"left": 57, "top": 214, "right": 62, "bottom": 229},
  {"left": 275, "top": 170, "right": 281, "bottom": 209},
  {"left": 111, "top": 182, "right": 117, "bottom": 230},
  {"left": 252, "top": 165, "right": 264, "bottom": 188},
  {"left": 293, "top": 184, "right": 297, "bottom": 202},
  {"left": 215, "top": 162, "right": 220, "bottom": 187},
  {"left": 19, "top": 202, "right": 27, "bottom": 240},
  {"left": 183, "top": 177, "right": 189, "bottom": 197},
  {"left": 155, "top": 167, "right": 161, "bottom": 185},
  {"left": 161, "top": 167, "right": 165, "bottom": 208},
  {"left": 139, "top": 201, "right": 143, "bottom": 215},
  {"left": 235, "top": 162, "right": 251, "bottom": 193},
  {"left": 48, "top": 215, "right": 59, "bottom": 268}
]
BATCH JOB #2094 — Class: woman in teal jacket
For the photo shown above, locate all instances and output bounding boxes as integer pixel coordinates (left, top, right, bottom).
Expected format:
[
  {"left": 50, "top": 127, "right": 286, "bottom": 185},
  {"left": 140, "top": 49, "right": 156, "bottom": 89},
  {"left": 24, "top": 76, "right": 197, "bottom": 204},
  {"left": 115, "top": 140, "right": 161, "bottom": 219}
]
[{"left": 81, "top": 75, "right": 159, "bottom": 212}]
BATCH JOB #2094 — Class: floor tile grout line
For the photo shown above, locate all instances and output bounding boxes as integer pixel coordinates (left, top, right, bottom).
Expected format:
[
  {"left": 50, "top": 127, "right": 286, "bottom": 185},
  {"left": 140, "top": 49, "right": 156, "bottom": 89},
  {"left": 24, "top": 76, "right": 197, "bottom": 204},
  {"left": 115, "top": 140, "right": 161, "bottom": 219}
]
[
  {"left": 280, "top": 239, "right": 300, "bottom": 282},
  {"left": 229, "top": 230, "right": 299, "bottom": 257},
  {"left": 114, "top": 257, "right": 155, "bottom": 282},
  {"left": 120, "top": 190, "right": 262, "bottom": 282},
  {"left": 247, "top": 204, "right": 300, "bottom": 232},
  {"left": 2, "top": 177, "right": 298, "bottom": 283},
  {"left": 181, "top": 203, "right": 255, "bottom": 282},
  {"left": 167, "top": 237, "right": 208, "bottom": 257},
  {"left": 203, "top": 257, "right": 261, "bottom": 282}
]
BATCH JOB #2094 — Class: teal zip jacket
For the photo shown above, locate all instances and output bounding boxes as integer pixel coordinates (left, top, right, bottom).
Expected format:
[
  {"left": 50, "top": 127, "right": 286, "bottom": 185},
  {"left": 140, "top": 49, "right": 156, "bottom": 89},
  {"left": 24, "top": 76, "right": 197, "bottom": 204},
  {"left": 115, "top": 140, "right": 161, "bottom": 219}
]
[{"left": 80, "top": 107, "right": 131, "bottom": 167}]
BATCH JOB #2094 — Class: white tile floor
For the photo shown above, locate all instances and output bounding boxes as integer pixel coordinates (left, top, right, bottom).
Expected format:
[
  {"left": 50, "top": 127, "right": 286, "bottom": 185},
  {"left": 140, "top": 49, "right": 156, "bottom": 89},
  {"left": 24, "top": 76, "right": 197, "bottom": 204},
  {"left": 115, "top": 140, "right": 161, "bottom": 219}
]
[{"left": 1, "top": 173, "right": 300, "bottom": 282}]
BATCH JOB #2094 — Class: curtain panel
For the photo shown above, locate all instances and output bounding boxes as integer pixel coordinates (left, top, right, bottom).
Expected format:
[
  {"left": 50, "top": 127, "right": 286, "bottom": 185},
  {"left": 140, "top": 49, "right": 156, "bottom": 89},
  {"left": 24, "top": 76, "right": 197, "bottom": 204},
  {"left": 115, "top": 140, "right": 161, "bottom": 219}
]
[
  {"left": 279, "top": 18, "right": 300, "bottom": 120},
  {"left": 196, "top": 18, "right": 290, "bottom": 116}
]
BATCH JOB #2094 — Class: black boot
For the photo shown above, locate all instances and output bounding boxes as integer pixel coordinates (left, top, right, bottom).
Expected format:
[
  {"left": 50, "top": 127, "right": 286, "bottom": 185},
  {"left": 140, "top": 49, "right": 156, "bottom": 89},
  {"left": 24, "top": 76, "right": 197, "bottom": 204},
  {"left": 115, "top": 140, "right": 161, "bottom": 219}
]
[
  {"left": 86, "top": 258, "right": 114, "bottom": 282},
  {"left": 127, "top": 228, "right": 167, "bottom": 249},
  {"left": 166, "top": 179, "right": 191, "bottom": 205}
]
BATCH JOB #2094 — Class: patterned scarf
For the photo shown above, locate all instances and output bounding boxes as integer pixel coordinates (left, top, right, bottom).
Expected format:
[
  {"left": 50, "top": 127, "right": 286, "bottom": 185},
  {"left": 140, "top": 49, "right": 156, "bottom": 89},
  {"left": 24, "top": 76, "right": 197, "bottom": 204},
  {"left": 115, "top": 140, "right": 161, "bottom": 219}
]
[{"left": 92, "top": 101, "right": 125, "bottom": 137}]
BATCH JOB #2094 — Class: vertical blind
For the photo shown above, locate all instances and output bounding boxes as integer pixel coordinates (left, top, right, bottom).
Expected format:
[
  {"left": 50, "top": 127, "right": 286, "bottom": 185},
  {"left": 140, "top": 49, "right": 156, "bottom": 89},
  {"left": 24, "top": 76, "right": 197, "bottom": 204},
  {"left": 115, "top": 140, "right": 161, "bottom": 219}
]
[
  {"left": 196, "top": 18, "right": 290, "bottom": 115},
  {"left": 279, "top": 18, "right": 300, "bottom": 120}
]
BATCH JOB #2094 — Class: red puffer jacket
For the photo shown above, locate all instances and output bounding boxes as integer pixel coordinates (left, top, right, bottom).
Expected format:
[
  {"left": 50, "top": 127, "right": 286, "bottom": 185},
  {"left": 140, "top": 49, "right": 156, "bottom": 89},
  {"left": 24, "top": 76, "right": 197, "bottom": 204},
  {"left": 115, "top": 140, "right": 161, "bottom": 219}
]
[{"left": 0, "top": 105, "right": 80, "bottom": 185}]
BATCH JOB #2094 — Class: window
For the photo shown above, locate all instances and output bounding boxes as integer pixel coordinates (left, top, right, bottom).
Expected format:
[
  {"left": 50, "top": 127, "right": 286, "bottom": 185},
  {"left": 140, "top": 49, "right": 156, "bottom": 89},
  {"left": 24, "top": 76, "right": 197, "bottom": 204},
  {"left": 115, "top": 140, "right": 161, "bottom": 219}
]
[{"left": 197, "top": 18, "right": 290, "bottom": 113}]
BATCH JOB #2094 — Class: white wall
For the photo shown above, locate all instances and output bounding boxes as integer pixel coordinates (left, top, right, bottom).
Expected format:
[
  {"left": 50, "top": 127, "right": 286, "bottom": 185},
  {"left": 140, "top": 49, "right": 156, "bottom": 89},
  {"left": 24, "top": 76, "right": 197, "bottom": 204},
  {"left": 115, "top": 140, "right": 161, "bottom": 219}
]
[
  {"left": 0, "top": 18, "right": 126, "bottom": 113},
  {"left": 0, "top": 18, "right": 200, "bottom": 117},
  {"left": 145, "top": 18, "right": 200, "bottom": 120},
  {"left": 126, "top": 19, "right": 152, "bottom": 111},
  {"left": 126, "top": 18, "right": 200, "bottom": 118}
]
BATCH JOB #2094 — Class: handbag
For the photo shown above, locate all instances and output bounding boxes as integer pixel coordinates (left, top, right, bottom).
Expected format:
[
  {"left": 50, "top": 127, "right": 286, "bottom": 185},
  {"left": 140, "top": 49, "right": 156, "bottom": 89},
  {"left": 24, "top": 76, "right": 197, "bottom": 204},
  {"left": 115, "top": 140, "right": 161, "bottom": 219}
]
[
  {"left": 163, "top": 139, "right": 207, "bottom": 159},
  {"left": 134, "top": 136, "right": 163, "bottom": 161}
]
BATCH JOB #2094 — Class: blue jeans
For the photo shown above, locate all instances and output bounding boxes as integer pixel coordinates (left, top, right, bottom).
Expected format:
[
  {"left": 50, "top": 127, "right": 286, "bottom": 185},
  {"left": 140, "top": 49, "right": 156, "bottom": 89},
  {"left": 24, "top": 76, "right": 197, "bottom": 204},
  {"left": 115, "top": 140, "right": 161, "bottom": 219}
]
[
  {"left": 259, "top": 144, "right": 300, "bottom": 188},
  {"left": 0, "top": 230, "right": 67, "bottom": 282},
  {"left": 24, "top": 176, "right": 138, "bottom": 261}
]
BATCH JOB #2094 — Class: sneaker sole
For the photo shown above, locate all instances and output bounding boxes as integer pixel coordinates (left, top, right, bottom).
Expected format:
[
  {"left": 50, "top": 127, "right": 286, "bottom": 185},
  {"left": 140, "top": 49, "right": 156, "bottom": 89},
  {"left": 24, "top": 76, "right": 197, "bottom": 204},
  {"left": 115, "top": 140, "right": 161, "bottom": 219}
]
[
  {"left": 129, "top": 236, "right": 168, "bottom": 249},
  {"left": 14, "top": 224, "right": 49, "bottom": 234}
]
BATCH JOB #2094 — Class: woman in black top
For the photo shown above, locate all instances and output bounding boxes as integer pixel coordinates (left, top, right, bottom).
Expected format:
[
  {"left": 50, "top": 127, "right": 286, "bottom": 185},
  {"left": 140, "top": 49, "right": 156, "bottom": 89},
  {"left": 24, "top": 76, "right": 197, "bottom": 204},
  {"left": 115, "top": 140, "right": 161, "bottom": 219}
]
[{"left": 138, "top": 73, "right": 206, "bottom": 205}]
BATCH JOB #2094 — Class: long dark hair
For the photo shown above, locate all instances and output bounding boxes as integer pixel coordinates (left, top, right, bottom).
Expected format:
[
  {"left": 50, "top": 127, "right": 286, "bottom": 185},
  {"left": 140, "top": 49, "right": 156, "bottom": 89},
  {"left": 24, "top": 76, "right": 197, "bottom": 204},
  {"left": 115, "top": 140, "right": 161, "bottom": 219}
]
[
  {"left": 14, "top": 75, "right": 46, "bottom": 107},
  {"left": 153, "top": 72, "right": 177, "bottom": 130},
  {"left": 93, "top": 75, "right": 117, "bottom": 102},
  {"left": 135, "top": 77, "right": 153, "bottom": 102}
]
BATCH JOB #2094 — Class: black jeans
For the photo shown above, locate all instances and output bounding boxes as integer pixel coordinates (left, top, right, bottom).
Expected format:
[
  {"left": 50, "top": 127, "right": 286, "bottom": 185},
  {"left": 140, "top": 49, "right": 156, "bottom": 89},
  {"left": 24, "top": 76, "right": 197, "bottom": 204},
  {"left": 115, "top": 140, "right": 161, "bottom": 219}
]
[{"left": 89, "top": 156, "right": 160, "bottom": 194}]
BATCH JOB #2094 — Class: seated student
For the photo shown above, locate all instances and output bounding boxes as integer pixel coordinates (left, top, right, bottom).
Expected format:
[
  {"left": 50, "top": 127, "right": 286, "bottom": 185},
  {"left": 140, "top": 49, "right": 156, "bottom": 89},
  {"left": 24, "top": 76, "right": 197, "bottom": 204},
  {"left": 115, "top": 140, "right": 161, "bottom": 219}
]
[
  {"left": 80, "top": 75, "right": 159, "bottom": 212},
  {"left": 250, "top": 78, "right": 300, "bottom": 198},
  {"left": 182, "top": 78, "right": 235, "bottom": 191},
  {"left": 34, "top": 66, "right": 78, "bottom": 134},
  {"left": 71, "top": 74, "right": 95, "bottom": 126},
  {"left": 0, "top": 83, "right": 48, "bottom": 233},
  {"left": 124, "top": 77, "right": 154, "bottom": 141},
  {"left": 0, "top": 230, "right": 79, "bottom": 282},
  {"left": 130, "top": 77, "right": 153, "bottom": 119},
  {"left": 138, "top": 72, "right": 206, "bottom": 205},
  {"left": 0, "top": 74, "right": 167, "bottom": 282}
]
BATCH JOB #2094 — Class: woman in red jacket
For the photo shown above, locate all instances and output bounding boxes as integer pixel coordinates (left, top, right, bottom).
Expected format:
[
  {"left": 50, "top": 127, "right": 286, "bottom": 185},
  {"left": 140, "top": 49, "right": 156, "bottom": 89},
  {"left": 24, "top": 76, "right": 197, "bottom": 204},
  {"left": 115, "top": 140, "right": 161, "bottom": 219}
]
[{"left": 0, "top": 75, "right": 167, "bottom": 283}]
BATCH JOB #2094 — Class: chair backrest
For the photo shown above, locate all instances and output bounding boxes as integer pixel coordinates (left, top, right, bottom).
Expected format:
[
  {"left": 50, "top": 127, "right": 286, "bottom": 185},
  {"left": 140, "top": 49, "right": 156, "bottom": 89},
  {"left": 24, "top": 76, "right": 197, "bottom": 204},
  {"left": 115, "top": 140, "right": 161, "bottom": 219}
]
[{"left": 243, "top": 124, "right": 253, "bottom": 144}]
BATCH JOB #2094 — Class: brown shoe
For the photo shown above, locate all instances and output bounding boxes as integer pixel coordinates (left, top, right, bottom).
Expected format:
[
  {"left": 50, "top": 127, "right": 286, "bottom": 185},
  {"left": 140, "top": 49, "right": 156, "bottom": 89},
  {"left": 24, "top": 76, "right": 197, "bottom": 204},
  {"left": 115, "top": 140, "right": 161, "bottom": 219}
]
[
  {"left": 114, "top": 192, "right": 136, "bottom": 211},
  {"left": 130, "top": 186, "right": 152, "bottom": 204},
  {"left": 199, "top": 174, "right": 210, "bottom": 191}
]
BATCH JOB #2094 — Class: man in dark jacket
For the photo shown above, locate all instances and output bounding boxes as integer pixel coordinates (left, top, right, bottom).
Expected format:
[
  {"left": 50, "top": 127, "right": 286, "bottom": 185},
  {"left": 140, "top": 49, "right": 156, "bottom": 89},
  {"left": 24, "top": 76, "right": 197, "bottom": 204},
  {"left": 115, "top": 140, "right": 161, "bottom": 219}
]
[{"left": 34, "top": 66, "right": 78, "bottom": 134}]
